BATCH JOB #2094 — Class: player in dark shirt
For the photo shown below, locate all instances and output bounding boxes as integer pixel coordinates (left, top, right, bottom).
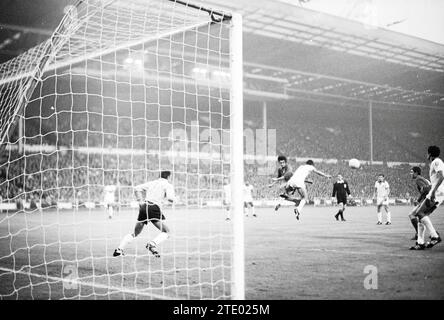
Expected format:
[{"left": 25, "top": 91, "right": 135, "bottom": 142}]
[
  {"left": 408, "top": 166, "right": 432, "bottom": 240},
  {"left": 269, "top": 155, "right": 292, "bottom": 186},
  {"left": 332, "top": 174, "right": 351, "bottom": 221},
  {"left": 269, "top": 155, "right": 292, "bottom": 211}
]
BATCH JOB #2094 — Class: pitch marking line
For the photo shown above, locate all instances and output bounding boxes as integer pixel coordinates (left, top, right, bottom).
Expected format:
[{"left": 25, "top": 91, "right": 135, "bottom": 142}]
[{"left": 0, "top": 266, "right": 178, "bottom": 300}]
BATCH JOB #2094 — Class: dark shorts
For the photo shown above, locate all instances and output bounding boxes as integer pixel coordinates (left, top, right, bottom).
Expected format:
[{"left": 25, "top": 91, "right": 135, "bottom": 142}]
[
  {"left": 417, "top": 198, "right": 438, "bottom": 220},
  {"left": 285, "top": 185, "right": 297, "bottom": 195},
  {"left": 137, "top": 203, "right": 165, "bottom": 224},
  {"left": 336, "top": 196, "right": 347, "bottom": 205}
]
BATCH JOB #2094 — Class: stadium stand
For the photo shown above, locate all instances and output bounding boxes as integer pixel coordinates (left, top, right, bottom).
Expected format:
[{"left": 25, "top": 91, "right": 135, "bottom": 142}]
[{"left": 1, "top": 95, "right": 442, "bottom": 207}]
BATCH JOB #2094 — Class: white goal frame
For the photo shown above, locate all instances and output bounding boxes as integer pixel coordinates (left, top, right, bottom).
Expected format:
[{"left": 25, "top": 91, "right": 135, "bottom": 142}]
[{"left": 229, "top": 13, "right": 245, "bottom": 300}]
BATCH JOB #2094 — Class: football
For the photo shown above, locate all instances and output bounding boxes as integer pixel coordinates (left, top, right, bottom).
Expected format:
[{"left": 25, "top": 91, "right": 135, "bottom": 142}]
[{"left": 348, "top": 158, "right": 361, "bottom": 169}]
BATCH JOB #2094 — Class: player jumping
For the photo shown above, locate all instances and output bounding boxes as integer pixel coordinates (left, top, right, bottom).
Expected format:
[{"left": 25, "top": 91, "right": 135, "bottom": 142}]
[
  {"left": 113, "top": 171, "right": 175, "bottom": 258},
  {"left": 410, "top": 146, "right": 443, "bottom": 250},
  {"left": 285, "top": 160, "right": 331, "bottom": 220},
  {"left": 268, "top": 155, "right": 292, "bottom": 212}
]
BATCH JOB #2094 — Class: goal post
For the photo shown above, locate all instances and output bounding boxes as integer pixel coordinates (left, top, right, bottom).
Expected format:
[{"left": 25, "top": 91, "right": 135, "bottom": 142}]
[
  {"left": 0, "top": 0, "right": 244, "bottom": 300},
  {"left": 229, "top": 13, "right": 245, "bottom": 300}
]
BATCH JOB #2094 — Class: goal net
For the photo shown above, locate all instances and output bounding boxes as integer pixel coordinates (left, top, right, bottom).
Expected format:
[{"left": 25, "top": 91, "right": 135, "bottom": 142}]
[{"left": 0, "top": 0, "right": 244, "bottom": 300}]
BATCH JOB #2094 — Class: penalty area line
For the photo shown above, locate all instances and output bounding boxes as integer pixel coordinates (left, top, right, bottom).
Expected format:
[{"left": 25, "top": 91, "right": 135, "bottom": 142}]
[{"left": 0, "top": 266, "right": 177, "bottom": 300}]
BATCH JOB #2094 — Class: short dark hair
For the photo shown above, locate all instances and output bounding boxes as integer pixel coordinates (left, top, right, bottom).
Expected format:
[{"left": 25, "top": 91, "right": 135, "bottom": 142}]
[
  {"left": 277, "top": 155, "right": 287, "bottom": 162},
  {"left": 412, "top": 166, "right": 421, "bottom": 175},
  {"left": 428, "top": 145, "right": 440, "bottom": 158},
  {"left": 160, "top": 171, "right": 171, "bottom": 179},
  {"left": 378, "top": 174, "right": 385, "bottom": 177},
  {"left": 306, "top": 160, "right": 314, "bottom": 166}
]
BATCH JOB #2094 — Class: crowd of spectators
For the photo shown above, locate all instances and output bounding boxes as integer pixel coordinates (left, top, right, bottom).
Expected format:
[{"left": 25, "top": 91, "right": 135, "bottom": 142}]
[
  {"left": 1, "top": 95, "right": 441, "bottom": 207},
  {"left": 0, "top": 150, "right": 228, "bottom": 206},
  {"left": 245, "top": 100, "right": 444, "bottom": 163},
  {"left": 1, "top": 148, "right": 421, "bottom": 207},
  {"left": 22, "top": 90, "right": 444, "bottom": 165}
]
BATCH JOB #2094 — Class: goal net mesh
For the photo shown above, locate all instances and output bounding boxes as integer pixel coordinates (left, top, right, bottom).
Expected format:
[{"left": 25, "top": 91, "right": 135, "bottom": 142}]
[{"left": 0, "top": 0, "right": 237, "bottom": 300}]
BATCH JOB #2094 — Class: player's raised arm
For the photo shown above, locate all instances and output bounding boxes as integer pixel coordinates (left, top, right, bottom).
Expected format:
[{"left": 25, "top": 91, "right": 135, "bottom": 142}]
[
  {"left": 313, "top": 168, "right": 331, "bottom": 179},
  {"left": 269, "top": 177, "right": 281, "bottom": 185},
  {"left": 269, "top": 175, "right": 284, "bottom": 188}
]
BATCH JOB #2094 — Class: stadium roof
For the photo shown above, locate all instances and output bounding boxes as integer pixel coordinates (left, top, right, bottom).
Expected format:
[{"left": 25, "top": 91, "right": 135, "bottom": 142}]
[
  {"left": 243, "top": 63, "right": 444, "bottom": 108},
  {"left": 196, "top": 0, "right": 444, "bottom": 107},
  {"left": 1, "top": 0, "right": 443, "bottom": 108},
  {"left": 200, "top": 0, "right": 444, "bottom": 73}
]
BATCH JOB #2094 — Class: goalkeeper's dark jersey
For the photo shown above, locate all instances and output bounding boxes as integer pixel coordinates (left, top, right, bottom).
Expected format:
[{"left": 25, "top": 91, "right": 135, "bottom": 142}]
[{"left": 414, "top": 176, "right": 431, "bottom": 203}]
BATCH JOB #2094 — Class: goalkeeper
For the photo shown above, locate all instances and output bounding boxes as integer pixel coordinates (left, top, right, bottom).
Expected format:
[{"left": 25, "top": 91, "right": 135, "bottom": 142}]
[{"left": 113, "top": 171, "right": 176, "bottom": 258}]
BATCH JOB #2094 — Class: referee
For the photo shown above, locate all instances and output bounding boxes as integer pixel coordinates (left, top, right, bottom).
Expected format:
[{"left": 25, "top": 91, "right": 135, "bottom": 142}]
[{"left": 332, "top": 174, "right": 351, "bottom": 221}]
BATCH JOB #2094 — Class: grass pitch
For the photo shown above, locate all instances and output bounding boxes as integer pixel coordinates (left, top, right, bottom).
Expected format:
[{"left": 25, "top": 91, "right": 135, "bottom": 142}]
[{"left": 1, "top": 204, "right": 443, "bottom": 299}]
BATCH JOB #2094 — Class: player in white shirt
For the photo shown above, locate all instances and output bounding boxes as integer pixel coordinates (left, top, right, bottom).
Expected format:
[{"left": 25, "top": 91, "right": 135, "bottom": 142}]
[
  {"left": 113, "top": 171, "right": 176, "bottom": 257},
  {"left": 285, "top": 160, "right": 331, "bottom": 220},
  {"left": 243, "top": 181, "right": 256, "bottom": 217},
  {"left": 223, "top": 178, "right": 231, "bottom": 221},
  {"left": 103, "top": 184, "right": 117, "bottom": 219},
  {"left": 374, "top": 174, "right": 391, "bottom": 225},
  {"left": 410, "top": 146, "right": 442, "bottom": 250}
]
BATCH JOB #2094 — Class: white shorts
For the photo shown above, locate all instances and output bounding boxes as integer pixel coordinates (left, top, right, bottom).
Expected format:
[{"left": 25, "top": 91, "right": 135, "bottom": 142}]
[
  {"left": 288, "top": 177, "right": 306, "bottom": 189},
  {"left": 428, "top": 190, "right": 444, "bottom": 207},
  {"left": 376, "top": 198, "right": 389, "bottom": 206}
]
